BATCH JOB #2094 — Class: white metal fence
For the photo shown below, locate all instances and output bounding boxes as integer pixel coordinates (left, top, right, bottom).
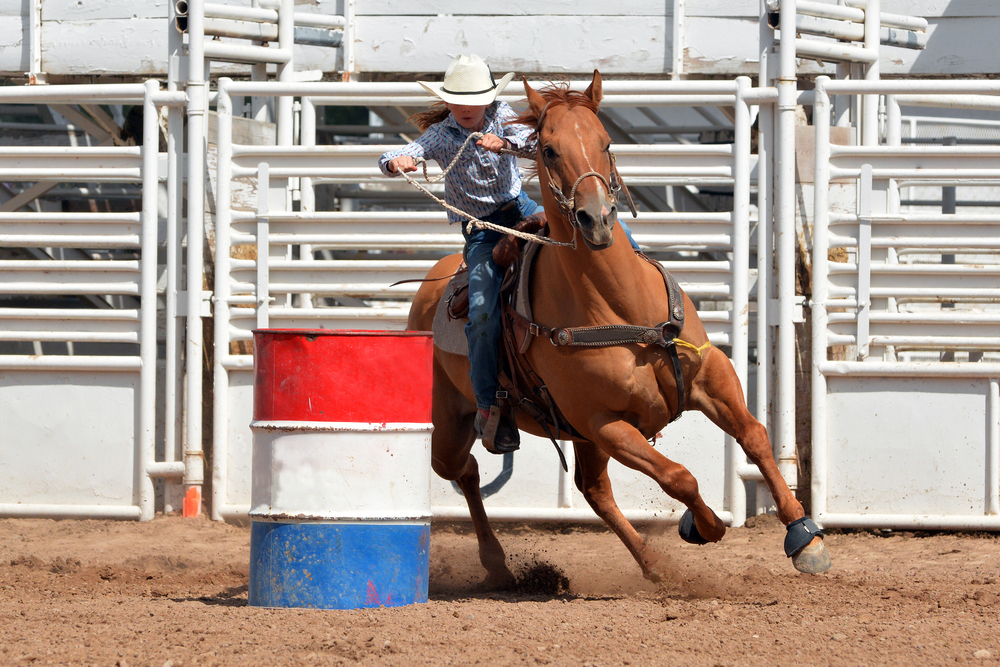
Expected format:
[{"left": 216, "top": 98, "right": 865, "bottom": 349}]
[
  {"left": 0, "top": 82, "right": 188, "bottom": 520},
  {"left": 812, "top": 78, "right": 1000, "bottom": 530}
]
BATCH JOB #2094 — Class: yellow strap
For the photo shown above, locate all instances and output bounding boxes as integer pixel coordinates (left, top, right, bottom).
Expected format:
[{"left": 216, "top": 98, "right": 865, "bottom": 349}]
[{"left": 672, "top": 338, "right": 712, "bottom": 357}]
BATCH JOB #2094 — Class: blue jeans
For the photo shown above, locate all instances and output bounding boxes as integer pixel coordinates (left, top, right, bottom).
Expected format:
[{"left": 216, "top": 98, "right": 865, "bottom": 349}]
[
  {"left": 464, "top": 191, "right": 538, "bottom": 410},
  {"left": 463, "top": 193, "right": 638, "bottom": 409}
]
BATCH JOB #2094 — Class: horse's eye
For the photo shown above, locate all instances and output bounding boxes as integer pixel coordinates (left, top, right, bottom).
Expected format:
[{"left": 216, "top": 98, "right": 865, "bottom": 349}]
[{"left": 542, "top": 146, "right": 557, "bottom": 161}]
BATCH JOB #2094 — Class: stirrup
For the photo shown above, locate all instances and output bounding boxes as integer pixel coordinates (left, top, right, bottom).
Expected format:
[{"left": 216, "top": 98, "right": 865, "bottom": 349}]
[{"left": 475, "top": 405, "right": 519, "bottom": 454}]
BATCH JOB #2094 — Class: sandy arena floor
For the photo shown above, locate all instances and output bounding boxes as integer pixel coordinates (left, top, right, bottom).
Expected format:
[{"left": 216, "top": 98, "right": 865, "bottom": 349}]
[{"left": 1, "top": 514, "right": 999, "bottom": 666}]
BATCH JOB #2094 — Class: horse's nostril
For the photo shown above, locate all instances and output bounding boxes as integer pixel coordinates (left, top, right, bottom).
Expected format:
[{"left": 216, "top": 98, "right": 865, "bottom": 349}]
[
  {"left": 605, "top": 205, "right": 618, "bottom": 225},
  {"left": 575, "top": 209, "right": 593, "bottom": 228}
]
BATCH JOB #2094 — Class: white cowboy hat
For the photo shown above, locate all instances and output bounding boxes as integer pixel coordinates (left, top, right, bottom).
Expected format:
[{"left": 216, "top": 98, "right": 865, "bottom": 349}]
[{"left": 418, "top": 54, "right": 515, "bottom": 106}]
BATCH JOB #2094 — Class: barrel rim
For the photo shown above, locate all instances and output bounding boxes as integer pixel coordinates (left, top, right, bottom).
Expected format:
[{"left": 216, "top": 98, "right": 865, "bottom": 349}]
[{"left": 252, "top": 328, "right": 432, "bottom": 338}]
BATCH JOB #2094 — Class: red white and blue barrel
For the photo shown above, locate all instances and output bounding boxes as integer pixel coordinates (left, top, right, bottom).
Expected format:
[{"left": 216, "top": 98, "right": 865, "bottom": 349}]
[{"left": 248, "top": 329, "right": 434, "bottom": 609}]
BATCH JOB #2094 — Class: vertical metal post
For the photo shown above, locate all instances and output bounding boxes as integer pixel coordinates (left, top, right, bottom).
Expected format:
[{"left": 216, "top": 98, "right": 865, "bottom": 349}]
[
  {"left": 257, "top": 163, "right": 270, "bottom": 330},
  {"left": 811, "top": 77, "right": 832, "bottom": 525},
  {"left": 183, "top": 0, "right": 208, "bottom": 518},
  {"left": 139, "top": 80, "right": 160, "bottom": 521},
  {"left": 862, "top": 0, "right": 880, "bottom": 146},
  {"left": 343, "top": 0, "right": 356, "bottom": 80},
  {"left": 990, "top": 378, "right": 1000, "bottom": 517},
  {"left": 672, "top": 0, "right": 686, "bottom": 80},
  {"left": 776, "top": 0, "right": 799, "bottom": 490},
  {"left": 729, "top": 76, "right": 752, "bottom": 527},
  {"left": 212, "top": 80, "right": 235, "bottom": 522},
  {"left": 857, "top": 165, "right": 873, "bottom": 360},
  {"left": 28, "top": 0, "right": 44, "bottom": 83},
  {"left": 164, "top": 0, "right": 186, "bottom": 516}
]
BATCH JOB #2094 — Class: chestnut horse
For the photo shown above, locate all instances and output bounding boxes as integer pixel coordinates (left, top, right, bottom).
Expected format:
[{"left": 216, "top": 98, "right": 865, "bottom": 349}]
[{"left": 406, "top": 71, "right": 831, "bottom": 587}]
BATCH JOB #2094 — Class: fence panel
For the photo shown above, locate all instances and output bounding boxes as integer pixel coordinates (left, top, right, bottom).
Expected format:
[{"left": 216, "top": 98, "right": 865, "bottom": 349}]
[{"left": 812, "top": 78, "right": 1000, "bottom": 529}]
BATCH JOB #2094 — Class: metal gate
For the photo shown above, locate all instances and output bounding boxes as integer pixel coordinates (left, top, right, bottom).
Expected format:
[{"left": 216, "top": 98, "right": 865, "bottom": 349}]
[
  {"left": 0, "top": 82, "right": 188, "bottom": 520},
  {"left": 811, "top": 77, "right": 1000, "bottom": 529}
]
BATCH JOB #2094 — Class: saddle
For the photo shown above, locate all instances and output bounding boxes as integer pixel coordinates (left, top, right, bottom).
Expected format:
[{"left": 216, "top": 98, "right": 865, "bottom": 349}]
[{"left": 433, "top": 212, "right": 690, "bottom": 465}]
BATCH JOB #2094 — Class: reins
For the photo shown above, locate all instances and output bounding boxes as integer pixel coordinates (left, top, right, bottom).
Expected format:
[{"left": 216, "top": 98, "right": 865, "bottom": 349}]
[{"left": 396, "top": 131, "right": 577, "bottom": 249}]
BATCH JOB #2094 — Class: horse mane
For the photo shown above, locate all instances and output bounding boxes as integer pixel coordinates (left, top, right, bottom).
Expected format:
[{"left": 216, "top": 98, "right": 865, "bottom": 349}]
[{"left": 512, "top": 82, "right": 600, "bottom": 132}]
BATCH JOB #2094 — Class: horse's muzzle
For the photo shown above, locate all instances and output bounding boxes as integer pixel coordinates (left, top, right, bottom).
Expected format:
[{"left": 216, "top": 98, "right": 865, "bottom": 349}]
[{"left": 575, "top": 202, "right": 617, "bottom": 250}]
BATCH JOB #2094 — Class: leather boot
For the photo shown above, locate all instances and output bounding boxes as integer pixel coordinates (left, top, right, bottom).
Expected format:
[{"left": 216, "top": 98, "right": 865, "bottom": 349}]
[{"left": 474, "top": 406, "right": 520, "bottom": 454}]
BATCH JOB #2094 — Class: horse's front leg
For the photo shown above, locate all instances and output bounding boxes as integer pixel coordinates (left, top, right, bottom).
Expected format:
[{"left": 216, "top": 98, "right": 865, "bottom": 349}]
[
  {"left": 589, "top": 417, "right": 727, "bottom": 546},
  {"left": 689, "top": 345, "right": 831, "bottom": 573},
  {"left": 574, "top": 442, "right": 666, "bottom": 582}
]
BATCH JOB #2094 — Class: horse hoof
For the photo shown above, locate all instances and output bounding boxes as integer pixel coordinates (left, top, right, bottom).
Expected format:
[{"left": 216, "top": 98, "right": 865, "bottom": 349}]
[
  {"left": 792, "top": 538, "right": 832, "bottom": 574},
  {"left": 678, "top": 509, "right": 709, "bottom": 545}
]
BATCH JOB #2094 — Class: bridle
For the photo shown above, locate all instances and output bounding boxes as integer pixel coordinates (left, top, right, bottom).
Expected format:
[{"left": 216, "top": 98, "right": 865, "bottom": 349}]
[{"left": 534, "top": 101, "right": 637, "bottom": 236}]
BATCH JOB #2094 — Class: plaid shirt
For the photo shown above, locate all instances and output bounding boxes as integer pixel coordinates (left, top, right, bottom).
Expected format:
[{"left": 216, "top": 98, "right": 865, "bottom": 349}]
[{"left": 379, "top": 101, "right": 534, "bottom": 224}]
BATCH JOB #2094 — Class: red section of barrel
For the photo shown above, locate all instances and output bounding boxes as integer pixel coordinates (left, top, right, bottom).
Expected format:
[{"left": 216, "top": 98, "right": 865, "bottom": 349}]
[{"left": 252, "top": 329, "right": 433, "bottom": 423}]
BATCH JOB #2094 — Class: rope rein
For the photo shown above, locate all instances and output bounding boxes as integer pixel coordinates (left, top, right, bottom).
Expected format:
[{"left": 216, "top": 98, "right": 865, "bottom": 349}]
[{"left": 395, "top": 131, "right": 577, "bottom": 249}]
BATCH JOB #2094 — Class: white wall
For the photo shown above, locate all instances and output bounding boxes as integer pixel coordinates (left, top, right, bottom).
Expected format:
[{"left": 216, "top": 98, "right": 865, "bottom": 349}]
[{"left": 0, "top": 0, "right": 997, "bottom": 78}]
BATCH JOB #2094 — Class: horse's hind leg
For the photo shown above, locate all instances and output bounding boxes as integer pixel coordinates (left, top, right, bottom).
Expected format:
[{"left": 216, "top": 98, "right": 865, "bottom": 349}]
[
  {"left": 689, "top": 345, "right": 831, "bottom": 573},
  {"left": 431, "top": 361, "right": 516, "bottom": 589},
  {"left": 574, "top": 442, "right": 667, "bottom": 582}
]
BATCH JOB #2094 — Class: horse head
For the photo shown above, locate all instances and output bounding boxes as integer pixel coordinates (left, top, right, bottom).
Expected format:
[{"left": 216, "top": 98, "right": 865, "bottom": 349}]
[{"left": 523, "top": 71, "right": 621, "bottom": 251}]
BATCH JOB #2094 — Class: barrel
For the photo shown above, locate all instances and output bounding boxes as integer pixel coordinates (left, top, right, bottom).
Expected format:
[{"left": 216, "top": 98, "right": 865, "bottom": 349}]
[{"left": 247, "top": 329, "right": 434, "bottom": 609}]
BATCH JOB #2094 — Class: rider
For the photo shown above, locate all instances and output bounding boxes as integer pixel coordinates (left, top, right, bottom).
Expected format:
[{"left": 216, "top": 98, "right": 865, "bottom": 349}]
[
  {"left": 379, "top": 53, "right": 532, "bottom": 453},
  {"left": 378, "top": 54, "right": 641, "bottom": 454}
]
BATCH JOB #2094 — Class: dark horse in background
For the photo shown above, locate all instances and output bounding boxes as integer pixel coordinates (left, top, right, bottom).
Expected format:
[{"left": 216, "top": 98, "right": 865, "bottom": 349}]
[{"left": 407, "top": 70, "right": 831, "bottom": 587}]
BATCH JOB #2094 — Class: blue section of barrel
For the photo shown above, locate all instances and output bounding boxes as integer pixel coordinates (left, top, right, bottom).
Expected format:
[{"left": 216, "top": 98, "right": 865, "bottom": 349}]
[{"left": 249, "top": 521, "right": 430, "bottom": 609}]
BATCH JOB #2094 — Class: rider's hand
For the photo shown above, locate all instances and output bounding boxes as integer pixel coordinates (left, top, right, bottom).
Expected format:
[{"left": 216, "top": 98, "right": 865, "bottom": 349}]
[
  {"left": 478, "top": 133, "right": 509, "bottom": 154},
  {"left": 388, "top": 156, "right": 417, "bottom": 174}
]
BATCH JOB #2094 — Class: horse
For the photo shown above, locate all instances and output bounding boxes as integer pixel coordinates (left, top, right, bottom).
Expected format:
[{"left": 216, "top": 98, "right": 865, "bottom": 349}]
[{"left": 406, "top": 70, "right": 831, "bottom": 588}]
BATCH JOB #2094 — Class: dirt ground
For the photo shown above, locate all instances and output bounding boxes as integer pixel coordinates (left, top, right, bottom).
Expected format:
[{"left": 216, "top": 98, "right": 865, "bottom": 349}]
[{"left": 1, "top": 514, "right": 999, "bottom": 667}]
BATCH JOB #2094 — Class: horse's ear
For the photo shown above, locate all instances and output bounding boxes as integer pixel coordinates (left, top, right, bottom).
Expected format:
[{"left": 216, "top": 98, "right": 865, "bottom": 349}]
[
  {"left": 523, "top": 76, "right": 545, "bottom": 115},
  {"left": 584, "top": 69, "right": 603, "bottom": 108}
]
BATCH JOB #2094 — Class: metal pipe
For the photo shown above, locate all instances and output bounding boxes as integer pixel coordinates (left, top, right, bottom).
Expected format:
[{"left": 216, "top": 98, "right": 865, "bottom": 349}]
[
  {"left": 147, "top": 461, "right": 186, "bottom": 479},
  {"left": 819, "top": 361, "right": 1000, "bottom": 377},
  {"left": 0, "top": 84, "right": 145, "bottom": 103},
  {"left": 165, "top": 7, "right": 185, "bottom": 516},
  {"left": 200, "top": 18, "right": 342, "bottom": 47},
  {"left": 184, "top": 0, "right": 207, "bottom": 518},
  {"left": 725, "top": 76, "right": 753, "bottom": 527},
  {"left": 211, "top": 80, "right": 235, "bottom": 522},
  {"left": 843, "top": 1, "right": 929, "bottom": 32},
  {"left": 818, "top": 514, "right": 1000, "bottom": 530},
  {"left": 137, "top": 80, "right": 160, "bottom": 521},
  {"left": 343, "top": 0, "right": 355, "bottom": 78},
  {"left": 895, "top": 95, "right": 1000, "bottom": 111},
  {"left": 0, "top": 504, "right": 142, "bottom": 520},
  {"left": 862, "top": 0, "right": 880, "bottom": 147},
  {"left": 204, "top": 16, "right": 277, "bottom": 40},
  {"left": 770, "top": 0, "right": 864, "bottom": 23},
  {"left": 0, "top": 356, "right": 142, "bottom": 370},
  {"left": 811, "top": 77, "right": 833, "bottom": 525},
  {"left": 776, "top": 0, "right": 798, "bottom": 491},
  {"left": 203, "top": 42, "right": 291, "bottom": 65},
  {"left": 991, "top": 379, "right": 1000, "bottom": 516},
  {"left": 204, "top": 2, "right": 344, "bottom": 29},
  {"left": 824, "top": 80, "right": 1000, "bottom": 95},
  {"left": 794, "top": 38, "right": 877, "bottom": 64},
  {"left": 756, "top": 3, "right": 777, "bottom": 515}
]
